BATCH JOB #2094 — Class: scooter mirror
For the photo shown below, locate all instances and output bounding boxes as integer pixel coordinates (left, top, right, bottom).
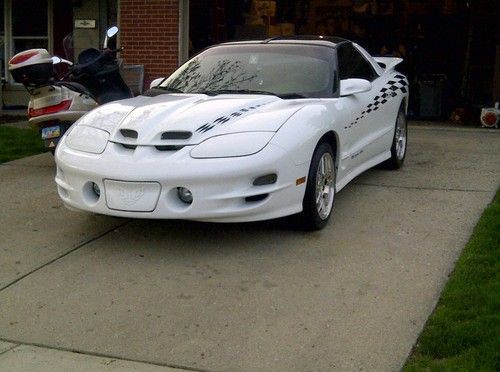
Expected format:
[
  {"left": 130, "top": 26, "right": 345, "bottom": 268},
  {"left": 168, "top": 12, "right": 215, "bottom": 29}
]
[
  {"left": 104, "top": 26, "right": 119, "bottom": 49},
  {"left": 107, "top": 26, "right": 119, "bottom": 38},
  {"left": 51, "top": 56, "right": 73, "bottom": 66}
]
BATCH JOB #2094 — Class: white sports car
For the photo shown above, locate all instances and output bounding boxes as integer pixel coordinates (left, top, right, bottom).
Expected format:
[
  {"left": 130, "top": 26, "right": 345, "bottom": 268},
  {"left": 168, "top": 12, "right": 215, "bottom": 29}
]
[{"left": 55, "top": 36, "right": 408, "bottom": 230}]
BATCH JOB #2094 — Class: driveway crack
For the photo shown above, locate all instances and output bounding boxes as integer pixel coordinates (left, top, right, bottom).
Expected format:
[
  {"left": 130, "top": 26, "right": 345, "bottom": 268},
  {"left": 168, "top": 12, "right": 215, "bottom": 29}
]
[
  {"left": 0, "top": 337, "right": 210, "bottom": 371},
  {"left": 0, "top": 220, "right": 130, "bottom": 293},
  {"left": 0, "top": 343, "right": 20, "bottom": 356},
  {"left": 352, "top": 182, "right": 495, "bottom": 193}
]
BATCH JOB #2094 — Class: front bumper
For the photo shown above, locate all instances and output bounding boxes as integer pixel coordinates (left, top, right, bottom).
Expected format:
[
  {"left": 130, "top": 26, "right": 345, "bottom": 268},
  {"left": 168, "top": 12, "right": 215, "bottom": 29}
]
[{"left": 54, "top": 139, "right": 308, "bottom": 222}]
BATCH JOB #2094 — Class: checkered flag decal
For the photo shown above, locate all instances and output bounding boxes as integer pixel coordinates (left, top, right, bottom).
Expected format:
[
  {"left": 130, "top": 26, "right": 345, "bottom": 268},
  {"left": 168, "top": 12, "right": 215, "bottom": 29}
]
[
  {"left": 345, "top": 74, "right": 408, "bottom": 129},
  {"left": 195, "top": 103, "right": 269, "bottom": 133}
]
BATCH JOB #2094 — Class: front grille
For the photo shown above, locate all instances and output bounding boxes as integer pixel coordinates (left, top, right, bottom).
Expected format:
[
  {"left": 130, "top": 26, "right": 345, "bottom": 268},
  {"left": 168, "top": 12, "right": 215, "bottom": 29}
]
[
  {"left": 245, "top": 193, "right": 268, "bottom": 202},
  {"left": 120, "top": 143, "right": 137, "bottom": 150},
  {"left": 155, "top": 145, "right": 185, "bottom": 151},
  {"left": 114, "top": 143, "right": 185, "bottom": 152}
]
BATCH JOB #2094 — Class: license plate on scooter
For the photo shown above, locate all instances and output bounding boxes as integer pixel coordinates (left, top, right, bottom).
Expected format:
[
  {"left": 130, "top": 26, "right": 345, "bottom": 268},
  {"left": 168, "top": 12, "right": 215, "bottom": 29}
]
[{"left": 41, "top": 126, "right": 61, "bottom": 139}]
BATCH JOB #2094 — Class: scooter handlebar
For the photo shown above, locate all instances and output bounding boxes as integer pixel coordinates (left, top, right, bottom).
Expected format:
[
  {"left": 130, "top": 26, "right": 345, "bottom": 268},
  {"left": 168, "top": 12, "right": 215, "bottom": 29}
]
[{"left": 71, "top": 47, "right": 121, "bottom": 77}]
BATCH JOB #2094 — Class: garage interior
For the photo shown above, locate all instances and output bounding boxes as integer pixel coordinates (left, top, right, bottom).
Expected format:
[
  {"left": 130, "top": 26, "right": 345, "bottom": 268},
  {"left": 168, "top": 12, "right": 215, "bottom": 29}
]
[{"left": 189, "top": 0, "right": 499, "bottom": 122}]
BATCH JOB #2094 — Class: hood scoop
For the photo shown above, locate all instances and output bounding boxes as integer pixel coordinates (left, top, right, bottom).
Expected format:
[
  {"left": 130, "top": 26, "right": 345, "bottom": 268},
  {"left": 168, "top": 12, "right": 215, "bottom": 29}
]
[
  {"left": 120, "top": 129, "right": 138, "bottom": 139},
  {"left": 114, "top": 128, "right": 190, "bottom": 154}
]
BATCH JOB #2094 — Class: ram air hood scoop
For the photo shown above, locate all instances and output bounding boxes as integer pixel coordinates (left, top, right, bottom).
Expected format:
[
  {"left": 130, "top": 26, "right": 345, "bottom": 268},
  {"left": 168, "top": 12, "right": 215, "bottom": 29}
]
[{"left": 102, "top": 93, "right": 305, "bottom": 146}]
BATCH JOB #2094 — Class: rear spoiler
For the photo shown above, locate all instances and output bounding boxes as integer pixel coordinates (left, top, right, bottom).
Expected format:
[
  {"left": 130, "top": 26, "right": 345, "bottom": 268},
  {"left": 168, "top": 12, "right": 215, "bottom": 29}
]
[{"left": 373, "top": 57, "right": 403, "bottom": 73}]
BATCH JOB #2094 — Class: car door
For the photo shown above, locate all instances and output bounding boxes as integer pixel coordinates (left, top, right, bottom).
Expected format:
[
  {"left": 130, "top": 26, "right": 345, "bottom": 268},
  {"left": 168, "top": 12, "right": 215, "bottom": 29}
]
[{"left": 337, "top": 43, "right": 386, "bottom": 172}]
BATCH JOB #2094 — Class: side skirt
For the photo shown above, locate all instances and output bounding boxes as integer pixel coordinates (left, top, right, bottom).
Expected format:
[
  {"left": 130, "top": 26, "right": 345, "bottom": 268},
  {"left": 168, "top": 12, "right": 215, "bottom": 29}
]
[{"left": 335, "top": 151, "right": 391, "bottom": 192}]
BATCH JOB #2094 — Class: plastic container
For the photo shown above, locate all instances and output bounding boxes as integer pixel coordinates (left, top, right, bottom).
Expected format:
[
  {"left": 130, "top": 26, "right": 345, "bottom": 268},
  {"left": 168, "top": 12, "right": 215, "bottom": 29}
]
[{"left": 9, "top": 49, "right": 54, "bottom": 87}]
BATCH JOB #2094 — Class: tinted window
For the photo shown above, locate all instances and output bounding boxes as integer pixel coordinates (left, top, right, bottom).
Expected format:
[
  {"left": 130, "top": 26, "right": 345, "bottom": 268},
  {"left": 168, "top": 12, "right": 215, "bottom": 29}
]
[{"left": 337, "top": 43, "right": 376, "bottom": 81}]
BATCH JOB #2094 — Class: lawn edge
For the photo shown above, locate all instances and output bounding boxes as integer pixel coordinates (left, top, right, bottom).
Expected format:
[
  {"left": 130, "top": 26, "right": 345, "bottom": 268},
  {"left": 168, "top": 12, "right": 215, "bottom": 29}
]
[{"left": 401, "top": 188, "right": 499, "bottom": 371}]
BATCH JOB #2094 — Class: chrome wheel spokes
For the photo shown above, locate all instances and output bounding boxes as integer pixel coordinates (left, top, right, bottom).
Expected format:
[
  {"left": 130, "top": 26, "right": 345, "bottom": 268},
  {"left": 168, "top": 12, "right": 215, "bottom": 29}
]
[
  {"left": 315, "top": 152, "right": 335, "bottom": 220},
  {"left": 395, "top": 111, "right": 407, "bottom": 160}
]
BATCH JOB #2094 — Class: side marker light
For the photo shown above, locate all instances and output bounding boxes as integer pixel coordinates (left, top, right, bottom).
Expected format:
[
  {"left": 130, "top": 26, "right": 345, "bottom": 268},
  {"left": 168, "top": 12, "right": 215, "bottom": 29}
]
[{"left": 296, "top": 177, "right": 306, "bottom": 186}]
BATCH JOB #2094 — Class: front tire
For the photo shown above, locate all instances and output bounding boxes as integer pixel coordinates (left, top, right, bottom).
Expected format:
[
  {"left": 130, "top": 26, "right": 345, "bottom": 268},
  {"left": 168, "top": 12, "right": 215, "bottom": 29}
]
[
  {"left": 383, "top": 105, "right": 407, "bottom": 169},
  {"left": 297, "top": 142, "right": 336, "bottom": 231}
]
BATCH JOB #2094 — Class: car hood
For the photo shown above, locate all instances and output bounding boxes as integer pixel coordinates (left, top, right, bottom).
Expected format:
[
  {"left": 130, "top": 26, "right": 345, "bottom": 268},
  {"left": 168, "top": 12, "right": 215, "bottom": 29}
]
[{"left": 81, "top": 94, "right": 307, "bottom": 146}]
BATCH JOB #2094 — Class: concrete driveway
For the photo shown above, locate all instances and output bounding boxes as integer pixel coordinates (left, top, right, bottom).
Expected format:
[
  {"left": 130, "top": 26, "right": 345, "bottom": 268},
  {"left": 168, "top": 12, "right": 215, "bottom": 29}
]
[{"left": 0, "top": 125, "right": 498, "bottom": 371}]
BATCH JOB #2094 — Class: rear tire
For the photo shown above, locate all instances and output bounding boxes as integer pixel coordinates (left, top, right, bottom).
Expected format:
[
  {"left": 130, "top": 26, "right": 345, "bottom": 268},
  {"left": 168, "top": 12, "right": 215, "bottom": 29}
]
[
  {"left": 383, "top": 104, "right": 407, "bottom": 169},
  {"left": 297, "top": 142, "right": 336, "bottom": 231}
]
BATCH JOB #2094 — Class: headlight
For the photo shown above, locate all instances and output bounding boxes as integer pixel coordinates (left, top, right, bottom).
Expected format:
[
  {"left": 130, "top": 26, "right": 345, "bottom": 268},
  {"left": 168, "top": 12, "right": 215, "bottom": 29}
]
[
  {"left": 190, "top": 132, "right": 274, "bottom": 159},
  {"left": 65, "top": 125, "right": 110, "bottom": 154}
]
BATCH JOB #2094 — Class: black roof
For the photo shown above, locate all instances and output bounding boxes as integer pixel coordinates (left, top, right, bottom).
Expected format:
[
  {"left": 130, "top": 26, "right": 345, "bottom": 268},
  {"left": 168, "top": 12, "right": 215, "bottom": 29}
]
[{"left": 262, "top": 35, "right": 349, "bottom": 46}]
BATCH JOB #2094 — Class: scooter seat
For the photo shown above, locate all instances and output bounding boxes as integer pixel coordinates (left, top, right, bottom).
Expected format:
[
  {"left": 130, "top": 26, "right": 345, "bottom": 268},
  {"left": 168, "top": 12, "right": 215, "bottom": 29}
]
[
  {"left": 77, "top": 48, "right": 100, "bottom": 65},
  {"left": 55, "top": 81, "right": 94, "bottom": 99}
]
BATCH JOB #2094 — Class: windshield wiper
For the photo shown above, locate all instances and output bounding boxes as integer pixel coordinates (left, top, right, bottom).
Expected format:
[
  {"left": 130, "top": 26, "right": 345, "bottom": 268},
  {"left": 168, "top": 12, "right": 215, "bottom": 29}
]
[
  {"left": 196, "top": 89, "right": 278, "bottom": 97},
  {"left": 277, "top": 93, "right": 307, "bottom": 99},
  {"left": 156, "top": 86, "right": 184, "bottom": 93},
  {"left": 196, "top": 89, "right": 307, "bottom": 99}
]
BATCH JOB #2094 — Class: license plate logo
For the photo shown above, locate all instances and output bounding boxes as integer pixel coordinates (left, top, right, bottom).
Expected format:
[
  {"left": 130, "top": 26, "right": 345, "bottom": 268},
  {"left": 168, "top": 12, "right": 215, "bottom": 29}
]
[
  {"left": 118, "top": 185, "right": 145, "bottom": 206},
  {"left": 104, "top": 180, "right": 161, "bottom": 212},
  {"left": 41, "top": 126, "right": 61, "bottom": 139}
]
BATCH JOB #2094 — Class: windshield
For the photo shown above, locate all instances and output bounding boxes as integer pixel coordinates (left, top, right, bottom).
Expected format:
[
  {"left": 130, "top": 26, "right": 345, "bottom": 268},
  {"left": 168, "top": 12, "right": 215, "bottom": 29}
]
[{"left": 159, "top": 44, "right": 335, "bottom": 98}]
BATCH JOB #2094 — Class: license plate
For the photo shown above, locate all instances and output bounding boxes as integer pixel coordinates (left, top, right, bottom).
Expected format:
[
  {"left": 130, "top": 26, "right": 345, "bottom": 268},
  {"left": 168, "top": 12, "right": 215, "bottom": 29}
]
[
  {"left": 104, "top": 180, "right": 161, "bottom": 212},
  {"left": 41, "top": 125, "right": 61, "bottom": 139}
]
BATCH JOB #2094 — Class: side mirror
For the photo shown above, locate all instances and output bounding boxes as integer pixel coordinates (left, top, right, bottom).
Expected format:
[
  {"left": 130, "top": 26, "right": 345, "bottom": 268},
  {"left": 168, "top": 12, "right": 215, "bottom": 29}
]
[
  {"left": 340, "top": 78, "right": 372, "bottom": 97},
  {"left": 103, "top": 26, "right": 119, "bottom": 49},
  {"left": 149, "top": 77, "right": 164, "bottom": 89}
]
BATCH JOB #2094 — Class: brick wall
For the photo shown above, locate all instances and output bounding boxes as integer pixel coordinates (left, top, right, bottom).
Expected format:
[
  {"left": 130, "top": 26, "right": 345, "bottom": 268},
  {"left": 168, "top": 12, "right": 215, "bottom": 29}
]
[{"left": 120, "top": 0, "right": 179, "bottom": 89}]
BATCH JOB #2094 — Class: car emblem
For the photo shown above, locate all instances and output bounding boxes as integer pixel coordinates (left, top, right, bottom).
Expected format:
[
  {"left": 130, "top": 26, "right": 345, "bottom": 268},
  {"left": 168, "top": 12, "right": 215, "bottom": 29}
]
[{"left": 118, "top": 186, "right": 144, "bottom": 205}]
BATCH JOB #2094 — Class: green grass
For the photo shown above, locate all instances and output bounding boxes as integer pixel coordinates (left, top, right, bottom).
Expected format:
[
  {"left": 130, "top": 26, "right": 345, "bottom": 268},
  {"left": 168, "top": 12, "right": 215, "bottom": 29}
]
[
  {"left": 404, "top": 190, "right": 500, "bottom": 371},
  {"left": 0, "top": 126, "right": 47, "bottom": 163}
]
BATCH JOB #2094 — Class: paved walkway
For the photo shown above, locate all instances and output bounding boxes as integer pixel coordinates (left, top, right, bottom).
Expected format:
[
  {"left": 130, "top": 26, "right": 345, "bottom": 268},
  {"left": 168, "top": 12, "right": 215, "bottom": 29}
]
[
  {"left": 0, "top": 125, "right": 498, "bottom": 371},
  {"left": 0, "top": 109, "right": 29, "bottom": 129}
]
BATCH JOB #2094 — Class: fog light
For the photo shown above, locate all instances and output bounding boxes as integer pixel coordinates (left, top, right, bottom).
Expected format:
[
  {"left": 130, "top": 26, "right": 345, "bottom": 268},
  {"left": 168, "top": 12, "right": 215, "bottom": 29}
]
[
  {"left": 253, "top": 173, "right": 277, "bottom": 186},
  {"left": 177, "top": 187, "right": 193, "bottom": 204},
  {"left": 92, "top": 182, "right": 101, "bottom": 197}
]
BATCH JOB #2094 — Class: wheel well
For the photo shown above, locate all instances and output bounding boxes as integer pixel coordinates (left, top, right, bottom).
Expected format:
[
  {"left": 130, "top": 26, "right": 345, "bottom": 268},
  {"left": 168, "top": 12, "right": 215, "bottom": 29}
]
[
  {"left": 317, "top": 131, "right": 339, "bottom": 167},
  {"left": 402, "top": 96, "right": 408, "bottom": 114}
]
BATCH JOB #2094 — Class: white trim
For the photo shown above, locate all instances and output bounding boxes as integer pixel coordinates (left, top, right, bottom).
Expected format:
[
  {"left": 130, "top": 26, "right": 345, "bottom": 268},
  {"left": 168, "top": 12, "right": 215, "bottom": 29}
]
[
  {"left": 48, "top": 0, "right": 54, "bottom": 53},
  {"left": 4, "top": 0, "right": 12, "bottom": 80},
  {"left": 11, "top": 36, "right": 49, "bottom": 40},
  {"left": 178, "top": 0, "right": 189, "bottom": 66},
  {"left": 117, "top": 0, "right": 121, "bottom": 49},
  {"left": 4, "top": 0, "right": 53, "bottom": 84}
]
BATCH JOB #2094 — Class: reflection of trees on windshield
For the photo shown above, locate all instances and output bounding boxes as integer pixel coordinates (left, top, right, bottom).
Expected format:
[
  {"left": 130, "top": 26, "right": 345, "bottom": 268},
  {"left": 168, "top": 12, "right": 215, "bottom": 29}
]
[
  {"left": 166, "top": 59, "right": 258, "bottom": 92},
  {"left": 167, "top": 59, "right": 202, "bottom": 91}
]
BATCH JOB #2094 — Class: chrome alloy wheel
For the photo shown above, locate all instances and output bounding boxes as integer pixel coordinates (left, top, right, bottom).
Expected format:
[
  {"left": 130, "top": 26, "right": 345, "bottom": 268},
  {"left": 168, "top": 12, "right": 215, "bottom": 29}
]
[
  {"left": 395, "top": 110, "right": 407, "bottom": 160},
  {"left": 315, "top": 152, "right": 335, "bottom": 220}
]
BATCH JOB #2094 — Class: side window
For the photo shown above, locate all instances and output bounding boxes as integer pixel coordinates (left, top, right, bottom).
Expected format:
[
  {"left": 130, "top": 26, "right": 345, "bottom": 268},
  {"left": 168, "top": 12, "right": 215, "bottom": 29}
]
[{"left": 337, "top": 43, "right": 377, "bottom": 81}]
